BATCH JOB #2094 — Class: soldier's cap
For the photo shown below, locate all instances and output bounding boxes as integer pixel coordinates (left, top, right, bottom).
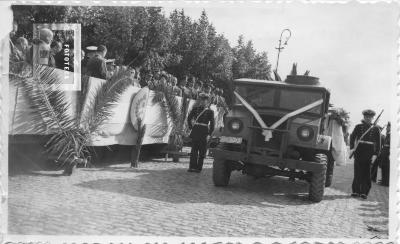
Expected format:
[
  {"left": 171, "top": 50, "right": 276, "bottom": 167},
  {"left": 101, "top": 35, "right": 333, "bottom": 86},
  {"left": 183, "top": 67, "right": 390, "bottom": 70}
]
[
  {"left": 362, "top": 109, "right": 376, "bottom": 116},
  {"left": 86, "top": 46, "right": 97, "bottom": 52},
  {"left": 198, "top": 93, "right": 210, "bottom": 100}
]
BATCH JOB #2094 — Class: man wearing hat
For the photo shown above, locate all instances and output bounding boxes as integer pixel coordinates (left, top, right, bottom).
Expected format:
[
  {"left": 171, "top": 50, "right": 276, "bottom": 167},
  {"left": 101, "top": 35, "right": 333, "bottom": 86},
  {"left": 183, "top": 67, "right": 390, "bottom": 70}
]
[
  {"left": 349, "top": 109, "right": 381, "bottom": 199},
  {"left": 187, "top": 93, "right": 215, "bottom": 173},
  {"left": 86, "top": 44, "right": 108, "bottom": 79}
]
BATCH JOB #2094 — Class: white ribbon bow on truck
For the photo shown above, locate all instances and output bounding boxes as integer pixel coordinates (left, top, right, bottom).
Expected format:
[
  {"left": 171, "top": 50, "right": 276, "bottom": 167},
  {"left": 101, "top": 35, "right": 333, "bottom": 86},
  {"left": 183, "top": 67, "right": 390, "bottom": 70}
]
[{"left": 234, "top": 91, "right": 323, "bottom": 141}]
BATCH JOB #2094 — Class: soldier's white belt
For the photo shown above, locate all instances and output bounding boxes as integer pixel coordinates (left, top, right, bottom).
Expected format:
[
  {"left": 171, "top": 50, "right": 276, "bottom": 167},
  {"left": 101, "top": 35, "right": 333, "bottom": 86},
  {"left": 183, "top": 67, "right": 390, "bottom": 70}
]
[
  {"left": 195, "top": 123, "right": 208, "bottom": 127},
  {"left": 358, "top": 140, "right": 374, "bottom": 145}
]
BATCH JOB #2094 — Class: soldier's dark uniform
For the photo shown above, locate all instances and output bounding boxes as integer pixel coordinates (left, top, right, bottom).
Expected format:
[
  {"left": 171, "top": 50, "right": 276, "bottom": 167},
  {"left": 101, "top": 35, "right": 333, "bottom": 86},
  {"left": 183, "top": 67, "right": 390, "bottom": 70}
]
[
  {"left": 379, "top": 124, "right": 390, "bottom": 186},
  {"left": 350, "top": 110, "right": 381, "bottom": 198},
  {"left": 187, "top": 98, "right": 215, "bottom": 172},
  {"left": 371, "top": 131, "right": 384, "bottom": 182}
]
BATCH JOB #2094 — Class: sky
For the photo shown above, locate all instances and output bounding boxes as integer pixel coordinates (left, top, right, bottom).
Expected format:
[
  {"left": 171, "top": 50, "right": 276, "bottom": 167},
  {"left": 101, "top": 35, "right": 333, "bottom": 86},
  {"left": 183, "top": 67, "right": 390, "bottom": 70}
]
[{"left": 163, "top": 2, "right": 398, "bottom": 130}]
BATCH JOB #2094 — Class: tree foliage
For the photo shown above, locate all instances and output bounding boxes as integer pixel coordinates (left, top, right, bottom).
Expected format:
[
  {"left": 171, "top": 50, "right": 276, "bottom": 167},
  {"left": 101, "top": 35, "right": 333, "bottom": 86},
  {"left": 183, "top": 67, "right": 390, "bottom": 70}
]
[
  {"left": 232, "top": 35, "right": 273, "bottom": 80},
  {"left": 12, "top": 6, "right": 273, "bottom": 87}
]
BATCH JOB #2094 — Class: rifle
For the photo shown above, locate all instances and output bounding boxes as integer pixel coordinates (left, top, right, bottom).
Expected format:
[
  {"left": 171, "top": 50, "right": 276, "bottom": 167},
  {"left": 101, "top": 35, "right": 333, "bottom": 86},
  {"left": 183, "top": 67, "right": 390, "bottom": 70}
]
[{"left": 349, "top": 109, "right": 383, "bottom": 159}]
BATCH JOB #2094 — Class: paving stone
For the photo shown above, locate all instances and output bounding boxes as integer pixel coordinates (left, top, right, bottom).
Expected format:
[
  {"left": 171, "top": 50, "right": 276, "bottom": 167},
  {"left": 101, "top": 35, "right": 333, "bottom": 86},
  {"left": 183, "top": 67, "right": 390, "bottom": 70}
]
[{"left": 8, "top": 157, "right": 389, "bottom": 238}]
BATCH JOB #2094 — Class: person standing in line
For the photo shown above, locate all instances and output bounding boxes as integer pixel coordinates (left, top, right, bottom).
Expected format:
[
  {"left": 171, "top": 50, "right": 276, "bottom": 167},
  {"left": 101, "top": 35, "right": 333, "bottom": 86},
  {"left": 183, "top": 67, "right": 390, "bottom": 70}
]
[
  {"left": 349, "top": 109, "right": 381, "bottom": 199},
  {"left": 48, "top": 41, "right": 62, "bottom": 67},
  {"left": 10, "top": 37, "right": 28, "bottom": 63},
  {"left": 128, "top": 67, "right": 140, "bottom": 87},
  {"left": 171, "top": 76, "right": 182, "bottom": 96},
  {"left": 187, "top": 93, "right": 215, "bottom": 173},
  {"left": 379, "top": 122, "right": 390, "bottom": 186},
  {"left": 179, "top": 76, "right": 191, "bottom": 98},
  {"left": 186, "top": 76, "right": 196, "bottom": 99},
  {"left": 371, "top": 126, "right": 384, "bottom": 183},
  {"left": 192, "top": 80, "right": 203, "bottom": 100},
  {"left": 31, "top": 28, "right": 53, "bottom": 66}
]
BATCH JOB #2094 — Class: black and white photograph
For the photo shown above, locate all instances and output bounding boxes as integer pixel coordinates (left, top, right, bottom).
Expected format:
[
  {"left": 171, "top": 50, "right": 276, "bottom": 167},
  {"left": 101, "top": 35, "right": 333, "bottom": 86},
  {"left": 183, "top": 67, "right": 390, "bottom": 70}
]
[{"left": 2, "top": 1, "right": 398, "bottom": 242}]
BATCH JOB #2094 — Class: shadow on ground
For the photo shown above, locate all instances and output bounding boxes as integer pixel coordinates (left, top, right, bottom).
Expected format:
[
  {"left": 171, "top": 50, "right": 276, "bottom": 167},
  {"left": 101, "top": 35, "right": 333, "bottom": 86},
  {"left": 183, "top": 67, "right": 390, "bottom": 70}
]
[
  {"left": 75, "top": 163, "right": 352, "bottom": 207},
  {"left": 9, "top": 140, "right": 167, "bottom": 176}
]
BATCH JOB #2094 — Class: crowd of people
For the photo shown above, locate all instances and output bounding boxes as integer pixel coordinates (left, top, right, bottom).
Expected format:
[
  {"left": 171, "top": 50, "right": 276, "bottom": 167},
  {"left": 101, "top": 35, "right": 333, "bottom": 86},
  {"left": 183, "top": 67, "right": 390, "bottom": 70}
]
[
  {"left": 9, "top": 25, "right": 229, "bottom": 109},
  {"left": 142, "top": 71, "right": 229, "bottom": 108},
  {"left": 10, "top": 27, "right": 76, "bottom": 73}
]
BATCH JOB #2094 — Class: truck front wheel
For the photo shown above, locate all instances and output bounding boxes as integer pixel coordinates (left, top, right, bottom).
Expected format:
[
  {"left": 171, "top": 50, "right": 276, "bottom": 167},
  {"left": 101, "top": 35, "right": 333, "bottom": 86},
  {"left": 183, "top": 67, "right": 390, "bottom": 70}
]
[
  {"left": 213, "top": 159, "right": 231, "bottom": 186},
  {"left": 309, "top": 154, "right": 327, "bottom": 202}
]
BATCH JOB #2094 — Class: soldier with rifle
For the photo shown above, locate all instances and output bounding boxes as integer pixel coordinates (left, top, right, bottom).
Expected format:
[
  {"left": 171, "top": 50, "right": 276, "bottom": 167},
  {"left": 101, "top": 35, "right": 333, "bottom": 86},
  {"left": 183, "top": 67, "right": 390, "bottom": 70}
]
[{"left": 349, "top": 109, "right": 382, "bottom": 199}]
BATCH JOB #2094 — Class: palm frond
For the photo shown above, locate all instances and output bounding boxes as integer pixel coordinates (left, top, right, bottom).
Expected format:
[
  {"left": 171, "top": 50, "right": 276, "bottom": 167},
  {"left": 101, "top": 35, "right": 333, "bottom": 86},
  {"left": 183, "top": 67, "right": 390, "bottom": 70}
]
[
  {"left": 15, "top": 64, "right": 90, "bottom": 163},
  {"left": 151, "top": 84, "right": 185, "bottom": 148},
  {"left": 75, "top": 74, "right": 91, "bottom": 127},
  {"left": 85, "top": 69, "right": 132, "bottom": 133},
  {"left": 290, "top": 63, "right": 297, "bottom": 76},
  {"left": 18, "top": 64, "right": 75, "bottom": 134}
]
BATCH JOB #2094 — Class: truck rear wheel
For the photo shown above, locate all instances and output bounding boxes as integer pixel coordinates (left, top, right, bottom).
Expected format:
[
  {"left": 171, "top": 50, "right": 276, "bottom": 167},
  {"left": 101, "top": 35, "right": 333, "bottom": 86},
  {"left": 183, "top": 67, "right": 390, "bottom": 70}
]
[
  {"left": 309, "top": 154, "right": 327, "bottom": 202},
  {"left": 213, "top": 159, "right": 231, "bottom": 186}
]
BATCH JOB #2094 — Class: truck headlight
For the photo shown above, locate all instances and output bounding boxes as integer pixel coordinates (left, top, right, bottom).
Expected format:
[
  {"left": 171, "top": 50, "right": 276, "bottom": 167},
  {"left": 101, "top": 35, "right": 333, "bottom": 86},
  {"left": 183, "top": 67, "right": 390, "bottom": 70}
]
[
  {"left": 227, "top": 118, "right": 243, "bottom": 134},
  {"left": 297, "top": 126, "right": 314, "bottom": 141}
]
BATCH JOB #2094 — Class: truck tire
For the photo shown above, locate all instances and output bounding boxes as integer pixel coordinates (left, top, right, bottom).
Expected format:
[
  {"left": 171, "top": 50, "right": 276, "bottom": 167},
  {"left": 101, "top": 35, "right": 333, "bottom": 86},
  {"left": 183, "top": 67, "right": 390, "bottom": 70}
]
[
  {"left": 325, "top": 150, "right": 335, "bottom": 187},
  {"left": 309, "top": 154, "right": 327, "bottom": 202},
  {"left": 213, "top": 159, "right": 231, "bottom": 186}
]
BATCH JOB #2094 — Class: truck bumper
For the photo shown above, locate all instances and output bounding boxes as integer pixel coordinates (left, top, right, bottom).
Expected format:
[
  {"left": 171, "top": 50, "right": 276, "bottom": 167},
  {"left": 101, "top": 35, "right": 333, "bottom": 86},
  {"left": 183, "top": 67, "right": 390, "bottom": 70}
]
[{"left": 209, "top": 148, "right": 326, "bottom": 173}]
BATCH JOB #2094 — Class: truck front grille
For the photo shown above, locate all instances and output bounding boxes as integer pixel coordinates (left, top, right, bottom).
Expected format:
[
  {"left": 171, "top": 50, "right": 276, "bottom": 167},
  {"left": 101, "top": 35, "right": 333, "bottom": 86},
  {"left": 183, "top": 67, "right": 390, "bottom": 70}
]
[{"left": 251, "top": 115, "right": 287, "bottom": 150}]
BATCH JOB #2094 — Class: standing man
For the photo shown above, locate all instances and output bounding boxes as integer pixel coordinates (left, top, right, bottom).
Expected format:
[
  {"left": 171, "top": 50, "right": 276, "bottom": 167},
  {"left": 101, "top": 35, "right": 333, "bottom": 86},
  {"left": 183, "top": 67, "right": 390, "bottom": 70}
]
[
  {"left": 171, "top": 76, "right": 182, "bottom": 96},
  {"left": 187, "top": 94, "right": 215, "bottom": 173},
  {"left": 192, "top": 80, "right": 203, "bottom": 100},
  {"left": 179, "top": 76, "right": 191, "bottom": 98},
  {"left": 350, "top": 109, "right": 381, "bottom": 199},
  {"left": 186, "top": 76, "right": 196, "bottom": 99},
  {"left": 31, "top": 28, "right": 53, "bottom": 66},
  {"left": 379, "top": 122, "right": 390, "bottom": 186},
  {"left": 86, "top": 45, "right": 107, "bottom": 79},
  {"left": 10, "top": 37, "right": 28, "bottom": 63},
  {"left": 49, "top": 41, "right": 62, "bottom": 67},
  {"left": 371, "top": 126, "right": 384, "bottom": 182}
]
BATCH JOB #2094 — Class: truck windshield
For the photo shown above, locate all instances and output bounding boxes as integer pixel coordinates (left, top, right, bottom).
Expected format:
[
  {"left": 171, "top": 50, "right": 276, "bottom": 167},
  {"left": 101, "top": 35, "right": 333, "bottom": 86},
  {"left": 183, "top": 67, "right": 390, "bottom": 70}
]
[
  {"left": 280, "top": 89, "right": 322, "bottom": 114},
  {"left": 235, "top": 84, "right": 324, "bottom": 114},
  {"left": 235, "top": 85, "right": 275, "bottom": 107}
]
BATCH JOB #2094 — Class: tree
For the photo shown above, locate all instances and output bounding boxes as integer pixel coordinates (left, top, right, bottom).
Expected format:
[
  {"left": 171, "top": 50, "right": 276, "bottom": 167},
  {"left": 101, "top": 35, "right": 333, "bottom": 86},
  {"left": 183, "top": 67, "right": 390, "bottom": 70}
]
[
  {"left": 232, "top": 35, "right": 272, "bottom": 80},
  {"left": 12, "top": 6, "right": 273, "bottom": 87}
]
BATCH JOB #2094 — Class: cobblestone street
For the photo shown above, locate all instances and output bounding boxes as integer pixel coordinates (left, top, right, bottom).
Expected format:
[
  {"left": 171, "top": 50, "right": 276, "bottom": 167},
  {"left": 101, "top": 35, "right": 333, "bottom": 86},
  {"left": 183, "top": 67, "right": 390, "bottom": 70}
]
[{"left": 8, "top": 154, "right": 389, "bottom": 238}]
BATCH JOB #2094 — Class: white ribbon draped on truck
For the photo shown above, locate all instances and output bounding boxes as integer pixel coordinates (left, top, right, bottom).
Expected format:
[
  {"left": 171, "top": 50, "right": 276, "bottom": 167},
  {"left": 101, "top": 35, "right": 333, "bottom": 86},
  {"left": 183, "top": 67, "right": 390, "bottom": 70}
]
[{"left": 234, "top": 91, "right": 323, "bottom": 141}]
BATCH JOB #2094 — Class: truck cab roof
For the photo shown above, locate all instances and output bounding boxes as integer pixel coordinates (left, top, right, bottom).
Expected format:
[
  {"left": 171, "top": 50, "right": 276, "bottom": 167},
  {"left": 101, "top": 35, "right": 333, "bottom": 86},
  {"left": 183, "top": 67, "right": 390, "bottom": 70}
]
[{"left": 234, "top": 78, "right": 329, "bottom": 93}]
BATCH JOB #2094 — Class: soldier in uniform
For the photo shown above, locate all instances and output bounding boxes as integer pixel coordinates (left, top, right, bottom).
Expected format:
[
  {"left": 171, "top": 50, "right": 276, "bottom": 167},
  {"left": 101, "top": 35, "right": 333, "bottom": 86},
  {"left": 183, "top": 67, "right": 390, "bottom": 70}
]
[
  {"left": 350, "top": 109, "right": 381, "bottom": 199},
  {"left": 187, "top": 94, "right": 215, "bottom": 173},
  {"left": 379, "top": 122, "right": 390, "bottom": 186}
]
